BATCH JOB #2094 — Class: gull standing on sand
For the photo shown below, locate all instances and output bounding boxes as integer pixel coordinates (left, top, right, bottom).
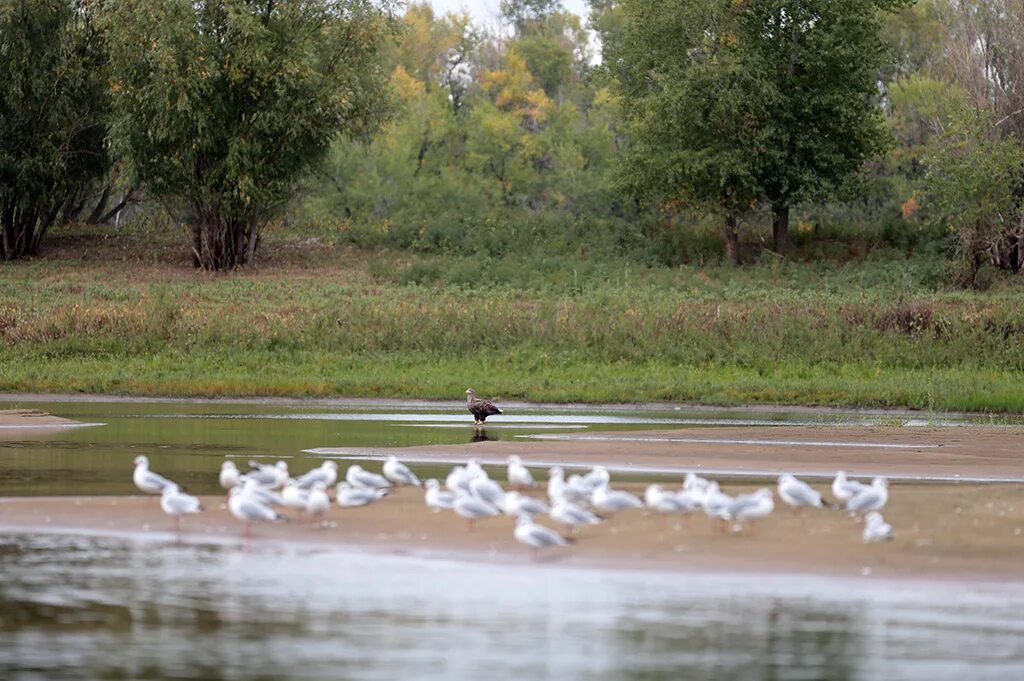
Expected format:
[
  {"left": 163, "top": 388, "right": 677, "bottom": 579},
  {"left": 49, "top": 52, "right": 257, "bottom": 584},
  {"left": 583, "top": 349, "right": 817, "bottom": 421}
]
[
  {"left": 160, "top": 484, "right": 203, "bottom": 530},
  {"left": 247, "top": 460, "right": 289, "bottom": 488},
  {"left": 241, "top": 477, "right": 286, "bottom": 507},
  {"left": 514, "top": 516, "right": 572, "bottom": 557},
  {"left": 446, "top": 466, "right": 473, "bottom": 495},
  {"left": 383, "top": 456, "right": 421, "bottom": 487},
  {"left": 281, "top": 480, "right": 310, "bottom": 512},
  {"left": 846, "top": 477, "right": 889, "bottom": 515},
  {"left": 337, "top": 482, "right": 388, "bottom": 508},
  {"left": 507, "top": 455, "right": 535, "bottom": 488},
  {"left": 133, "top": 455, "right": 175, "bottom": 495},
  {"left": 832, "top": 471, "right": 867, "bottom": 503},
  {"left": 581, "top": 466, "right": 610, "bottom": 492},
  {"left": 547, "top": 467, "right": 567, "bottom": 504},
  {"left": 425, "top": 479, "right": 457, "bottom": 512},
  {"left": 228, "top": 486, "right": 283, "bottom": 537},
  {"left": 702, "top": 481, "right": 734, "bottom": 525},
  {"left": 502, "top": 491, "right": 549, "bottom": 518},
  {"left": 591, "top": 483, "right": 643, "bottom": 515},
  {"left": 550, "top": 500, "right": 602, "bottom": 534},
  {"left": 469, "top": 475, "right": 506, "bottom": 508},
  {"left": 674, "top": 486, "right": 705, "bottom": 513},
  {"left": 645, "top": 485, "right": 689, "bottom": 515},
  {"left": 219, "top": 460, "right": 240, "bottom": 492},
  {"left": 293, "top": 461, "right": 338, "bottom": 490},
  {"left": 306, "top": 482, "right": 331, "bottom": 522},
  {"left": 565, "top": 475, "right": 595, "bottom": 505},
  {"left": 683, "top": 472, "right": 711, "bottom": 493},
  {"left": 727, "top": 489, "right": 774, "bottom": 531},
  {"left": 453, "top": 493, "right": 501, "bottom": 531},
  {"left": 862, "top": 511, "right": 894, "bottom": 543},
  {"left": 346, "top": 464, "right": 391, "bottom": 490},
  {"left": 777, "top": 474, "right": 829, "bottom": 511}
]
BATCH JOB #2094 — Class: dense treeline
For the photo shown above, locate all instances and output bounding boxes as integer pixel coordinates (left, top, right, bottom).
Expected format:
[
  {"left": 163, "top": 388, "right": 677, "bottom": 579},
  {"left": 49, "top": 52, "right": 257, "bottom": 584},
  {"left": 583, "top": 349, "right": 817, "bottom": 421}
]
[{"left": 2, "top": 0, "right": 1024, "bottom": 284}]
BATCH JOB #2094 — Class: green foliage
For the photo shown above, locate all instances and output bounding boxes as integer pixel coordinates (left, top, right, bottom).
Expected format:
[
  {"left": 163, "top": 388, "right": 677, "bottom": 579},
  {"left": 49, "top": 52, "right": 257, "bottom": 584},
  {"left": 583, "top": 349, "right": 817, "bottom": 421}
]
[
  {"left": 103, "top": 0, "right": 395, "bottom": 269},
  {"left": 922, "top": 108, "right": 1024, "bottom": 284},
  {"left": 609, "top": 0, "right": 907, "bottom": 261},
  {"left": 0, "top": 0, "right": 110, "bottom": 260}
]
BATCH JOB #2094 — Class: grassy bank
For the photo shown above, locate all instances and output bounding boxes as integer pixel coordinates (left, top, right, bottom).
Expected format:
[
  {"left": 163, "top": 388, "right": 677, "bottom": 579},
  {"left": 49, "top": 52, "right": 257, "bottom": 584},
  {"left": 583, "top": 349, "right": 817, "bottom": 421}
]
[{"left": 2, "top": 223, "right": 1023, "bottom": 412}]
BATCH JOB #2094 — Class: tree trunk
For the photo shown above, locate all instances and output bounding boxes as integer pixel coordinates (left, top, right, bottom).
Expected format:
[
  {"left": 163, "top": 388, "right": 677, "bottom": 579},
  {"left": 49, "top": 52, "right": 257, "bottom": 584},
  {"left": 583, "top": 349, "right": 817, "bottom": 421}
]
[
  {"left": 772, "top": 201, "right": 790, "bottom": 256},
  {"left": 190, "top": 211, "right": 262, "bottom": 270},
  {"left": 724, "top": 213, "right": 741, "bottom": 266},
  {"left": 85, "top": 185, "right": 112, "bottom": 224},
  {"left": 1, "top": 201, "right": 58, "bottom": 260}
]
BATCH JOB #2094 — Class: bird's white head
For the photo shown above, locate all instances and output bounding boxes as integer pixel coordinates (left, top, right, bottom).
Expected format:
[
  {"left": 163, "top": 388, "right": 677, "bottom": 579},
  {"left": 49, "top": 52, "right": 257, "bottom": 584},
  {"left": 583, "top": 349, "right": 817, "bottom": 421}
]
[
  {"left": 865, "top": 511, "right": 883, "bottom": 525},
  {"left": 386, "top": 455, "right": 397, "bottom": 463},
  {"left": 778, "top": 474, "right": 795, "bottom": 484},
  {"left": 425, "top": 479, "right": 440, "bottom": 490},
  {"left": 161, "top": 483, "right": 180, "bottom": 496},
  {"left": 323, "top": 461, "right": 337, "bottom": 471},
  {"left": 507, "top": 455, "right": 521, "bottom": 465},
  {"left": 222, "top": 460, "right": 237, "bottom": 471},
  {"left": 549, "top": 466, "right": 563, "bottom": 478},
  {"left": 872, "top": 477, "right": 888, "bottom": 488},
  {"left": 275, "top": 461, "right": 288, "bottom": 471},
  {"left": 133, "top": 455, "right": 149, "bottom": 467},
  {"left": 515, "top": 514, "right": 533, "bottom": 526},
  {"left": 466, "top": 388, "right": 475, "bottom": 397}
]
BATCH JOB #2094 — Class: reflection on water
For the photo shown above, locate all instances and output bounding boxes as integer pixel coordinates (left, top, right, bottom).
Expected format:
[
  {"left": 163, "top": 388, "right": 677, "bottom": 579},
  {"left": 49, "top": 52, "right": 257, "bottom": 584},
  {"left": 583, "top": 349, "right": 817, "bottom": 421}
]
[{"left": 0, "top": 533, "right": 1022, "bottom": 681}]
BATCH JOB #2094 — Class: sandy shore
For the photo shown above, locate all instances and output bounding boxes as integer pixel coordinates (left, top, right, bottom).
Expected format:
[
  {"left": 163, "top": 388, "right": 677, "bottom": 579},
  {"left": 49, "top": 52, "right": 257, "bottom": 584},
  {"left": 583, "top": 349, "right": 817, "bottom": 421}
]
[
  {"left": 309, "top": 425, "right": 1024, "bottom": 481},
  {"left": 2, "top": 481, "right": 1021, "bottom": 581},
  {"left": 0, "top": 409, "right": 99, "bottom": 439}
]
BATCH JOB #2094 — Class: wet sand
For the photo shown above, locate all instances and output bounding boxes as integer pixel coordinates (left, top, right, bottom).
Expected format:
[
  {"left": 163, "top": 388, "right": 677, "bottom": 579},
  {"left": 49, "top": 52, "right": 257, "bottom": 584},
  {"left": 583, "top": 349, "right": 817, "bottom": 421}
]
[
  {"left": 2, "top": 480, "right": 1022, "bottom": 581},
  {"left": 0, "top": 409, "right": 97, "bottom": 439},
  {"left": 311, "top": 425, "right": 1024, "bottom": 481}
]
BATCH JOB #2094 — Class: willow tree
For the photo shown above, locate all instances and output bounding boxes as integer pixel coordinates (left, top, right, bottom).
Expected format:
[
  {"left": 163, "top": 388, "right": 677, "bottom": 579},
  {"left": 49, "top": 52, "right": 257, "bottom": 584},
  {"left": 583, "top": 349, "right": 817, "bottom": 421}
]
[
  {"left": 0, "top": 0, "right": 109, "bottom": 260},
  {"left": 104, "top": 0, "right": 394, "bottom": 269}
]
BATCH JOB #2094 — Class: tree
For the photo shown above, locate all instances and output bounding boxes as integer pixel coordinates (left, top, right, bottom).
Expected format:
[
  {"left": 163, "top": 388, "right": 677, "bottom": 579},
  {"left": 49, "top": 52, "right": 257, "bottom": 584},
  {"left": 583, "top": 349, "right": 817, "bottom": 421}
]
[
  {"left": 923, "top": 109, "right": 1024, "bottom": 285},
  {"left": 609, "top": 0, "right": 772, "bottom": 265},
  {"left": 103, "top": 0, "right": 394, "bottom": 269},
  {"left": 0, "top": 0, "right": 110, "bottom": 260},
  {"left": 740, "top": 0, "right": 907, "bottom": 255}
]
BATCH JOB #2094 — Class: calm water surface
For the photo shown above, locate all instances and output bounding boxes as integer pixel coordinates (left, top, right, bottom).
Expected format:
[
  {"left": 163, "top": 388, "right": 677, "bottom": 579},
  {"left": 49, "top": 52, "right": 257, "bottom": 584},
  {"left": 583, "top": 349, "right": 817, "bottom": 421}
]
[
  {"left": 2, "top": 398, "right": 1022, "bottom": 680},
  {"left": 2, "top": 532, "right": 1023, "bottom": 681},
  {"left": 0, "top": 398, "right": 919, "bottom": 497}
]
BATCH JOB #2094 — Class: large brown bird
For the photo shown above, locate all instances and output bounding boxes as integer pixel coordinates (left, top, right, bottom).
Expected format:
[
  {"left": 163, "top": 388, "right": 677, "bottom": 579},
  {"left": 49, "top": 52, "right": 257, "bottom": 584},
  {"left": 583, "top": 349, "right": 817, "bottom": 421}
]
[{"left": 465, "top": 388, "right": 502, "bottom": 425}]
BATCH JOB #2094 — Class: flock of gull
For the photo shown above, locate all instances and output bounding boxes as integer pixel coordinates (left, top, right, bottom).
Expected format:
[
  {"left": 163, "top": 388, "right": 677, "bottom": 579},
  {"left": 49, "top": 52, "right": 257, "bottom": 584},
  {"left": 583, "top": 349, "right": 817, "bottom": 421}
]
[{"left": 132, "top": 453, "right": 894, "bottom": 555}]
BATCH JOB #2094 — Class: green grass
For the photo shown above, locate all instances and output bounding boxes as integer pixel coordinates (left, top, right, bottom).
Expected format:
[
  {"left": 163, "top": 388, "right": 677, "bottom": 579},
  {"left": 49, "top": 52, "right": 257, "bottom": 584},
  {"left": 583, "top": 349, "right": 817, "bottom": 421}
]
[{"left": 1, "top": 221, "right": 1023, "bottom": 412}]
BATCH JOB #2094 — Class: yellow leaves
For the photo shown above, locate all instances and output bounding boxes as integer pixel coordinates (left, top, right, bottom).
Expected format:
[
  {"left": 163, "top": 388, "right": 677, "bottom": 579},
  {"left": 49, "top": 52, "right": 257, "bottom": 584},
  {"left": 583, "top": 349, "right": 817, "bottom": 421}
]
[
  {"left": 901, "top": 197, "right": 920, "bottom": 220},
  {"left": 390, "top": 65, "right": 424, "bottom": 101},
  {"left": 482, "top": 50, "right": 552, "bottom": 127}
]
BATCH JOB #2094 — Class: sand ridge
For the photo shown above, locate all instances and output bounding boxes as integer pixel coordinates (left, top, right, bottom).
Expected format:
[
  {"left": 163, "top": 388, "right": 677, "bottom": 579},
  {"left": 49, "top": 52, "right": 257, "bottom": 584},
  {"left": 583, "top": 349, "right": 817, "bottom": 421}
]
[
  {"left": 2, "top": 479, "right": 1021, "bottom": 581},
  {"left": 308, "top": 425, "right": 1024, "bottom": 481}
]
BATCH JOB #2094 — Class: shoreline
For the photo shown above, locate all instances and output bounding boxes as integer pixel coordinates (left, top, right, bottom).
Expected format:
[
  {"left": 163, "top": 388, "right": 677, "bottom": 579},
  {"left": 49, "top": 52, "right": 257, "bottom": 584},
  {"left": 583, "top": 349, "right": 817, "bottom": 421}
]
[
  {"left": 2, "top": 487, "right": 1021, "bottom": 582},
  {"left": 1, "top": 391, "right": 1019, "bottom": 422}
]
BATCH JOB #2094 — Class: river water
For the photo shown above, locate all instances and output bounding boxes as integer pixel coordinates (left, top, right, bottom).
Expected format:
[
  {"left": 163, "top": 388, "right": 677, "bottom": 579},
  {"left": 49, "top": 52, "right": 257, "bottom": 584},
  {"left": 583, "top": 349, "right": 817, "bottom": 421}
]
[{"left": 1, "top": 398, "right": 1022, "bottom": 680}]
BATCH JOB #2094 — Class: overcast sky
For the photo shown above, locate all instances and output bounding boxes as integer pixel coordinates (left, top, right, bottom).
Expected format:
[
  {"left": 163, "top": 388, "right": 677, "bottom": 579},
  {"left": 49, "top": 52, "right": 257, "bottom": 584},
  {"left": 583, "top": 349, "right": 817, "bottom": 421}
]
[{"left": 426, "top": 0, "right": 590, "bottom": 31}]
